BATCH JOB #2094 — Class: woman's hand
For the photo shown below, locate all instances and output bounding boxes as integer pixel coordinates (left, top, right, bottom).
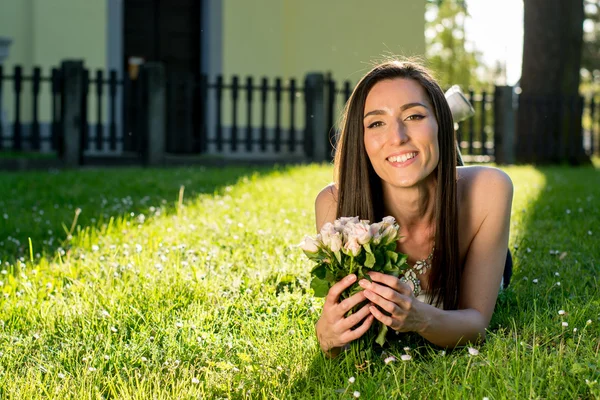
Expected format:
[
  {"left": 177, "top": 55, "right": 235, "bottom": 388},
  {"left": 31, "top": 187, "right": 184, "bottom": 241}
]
[
  {"left": 315, "top": 274, "right": 375, "bottom": 356},
  {"left": 360, "top": 271, "right": 430, "bottom": 333}
]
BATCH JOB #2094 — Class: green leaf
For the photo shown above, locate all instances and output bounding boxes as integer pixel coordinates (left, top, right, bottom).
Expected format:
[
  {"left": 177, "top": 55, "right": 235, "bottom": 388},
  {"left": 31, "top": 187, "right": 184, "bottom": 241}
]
[
  {"left": 311, "top": 263, "right": 327, "bottom": 279},
  {"left": 364, "top": 243, "right": 372, "bottom": 254},
  {"left": 365, "top": 252, "right": 376, "bottom": 268},
  {"left": 396, "top": 253, "right": 408, "bottom": 266},
  {"left": 386, "top": 251, "right": 398, "bottom": 263},
  {"left": 375, "top": 323, "right": 388, "bottom": 346},
  {"left": 334, "top": 250, "right": 342, "bottom": 265},
  {"left": 310, "top": 277, "right": 330, "bottom": 297}
]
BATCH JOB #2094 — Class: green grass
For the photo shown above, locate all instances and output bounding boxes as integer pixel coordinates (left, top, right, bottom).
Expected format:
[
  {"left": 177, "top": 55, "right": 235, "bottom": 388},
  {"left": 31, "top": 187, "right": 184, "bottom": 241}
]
[
  {"left": 0, "top": 151, "right": 59, "bottom": 160},
  {"left": 0, "top": 162, "right": 599, "bottom": 399}
]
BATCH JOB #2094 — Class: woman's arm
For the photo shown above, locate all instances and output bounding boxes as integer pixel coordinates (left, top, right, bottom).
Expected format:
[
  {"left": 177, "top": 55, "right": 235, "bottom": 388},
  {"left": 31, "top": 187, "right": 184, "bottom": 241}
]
[{"left": 364, "top": 168, "right": 514, "bottom": 347}]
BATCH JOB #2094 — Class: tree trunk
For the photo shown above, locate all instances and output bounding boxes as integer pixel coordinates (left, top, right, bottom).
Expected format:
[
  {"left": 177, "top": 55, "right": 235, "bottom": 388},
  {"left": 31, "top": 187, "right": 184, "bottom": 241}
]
[{"left": 517, "top": 0, "right": 590, "bottom": 165}]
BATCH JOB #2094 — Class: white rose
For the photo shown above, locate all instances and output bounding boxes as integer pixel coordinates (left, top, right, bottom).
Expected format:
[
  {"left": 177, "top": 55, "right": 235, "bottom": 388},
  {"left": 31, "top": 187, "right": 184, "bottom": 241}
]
[
  {"left": 329, "top": 232, "right": 343, "bottom": 253},
  {"left": 300, "top": 236, "right": 320, "bottom": 253}
]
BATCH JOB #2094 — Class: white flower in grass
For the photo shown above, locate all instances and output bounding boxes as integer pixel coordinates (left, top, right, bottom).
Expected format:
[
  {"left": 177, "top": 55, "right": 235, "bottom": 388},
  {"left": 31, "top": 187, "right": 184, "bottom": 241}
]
[
  {"left": 483, "top": 397, "right": 490, "bottom": 400},
  {"left": 556, "top": 282, "right": 561, "bottom": 286},
  {"left": 353, "top": 391, "right": 361, "bottom": 398},
  {"left": 558, "top": 310, "right": 566, "bottom": 315},
  {"left": 384, "top": 356, "right": 396, "bottom": 364},
  {"left": 554, "top": 272, "right": 560, "bottom": 277},
  {"left": 348, "top": 376, "right": 355, "bottom": 384},
  {"left": 566, "top": 209, "right": 571, "bottom": 214},
  {"left": 88, "top": 367, "right": 96, "bottom": 372},
  {"left": 104, "top": 355, "right": 110, "bottom": 360},
  {"left": 58, "top": 373, "right": 65, "bottom": 379},
  {"left": 400, "top": 354, "right": 412, "bottom": 361},
  {"left": 101, "top": 310, "right": 110, "bottom": 318},
  {"left": 440, "top": 350, "right": 446, "bottom": 356},
  {"left": 141, "top": 357, "right": 148, "bottom": 362},
  {"left": 176, "top": 322, "right": 183, "bottom": 329},
  {"left": 588, "top": 231, "right": 593, "bottom": 236},
  {"left": 587, "top": 320, "right": 592, "bottom": 325},
  {"left": 92, "top": 245, "right": 99, "bottom": 252},
  {"left": 110, "top": 326, "right": 118, "bottom": 333},
  {"left": 562, "top": 322, "right": 569, "bottom": 327},
  {"left": 192, "top": 377, "right": 200, "bottom": 384},
  {"left": 532, "top": 279, "right": 538, "bottom": 284},
  {"left": 468, "top": 347, "right": 479, "bottom": 356},
  {"left": 573, "top": 328, "right": 578, "bottom": 333},
  {"left": 403, "top": 346, "right": 411, "bottom": 352}
]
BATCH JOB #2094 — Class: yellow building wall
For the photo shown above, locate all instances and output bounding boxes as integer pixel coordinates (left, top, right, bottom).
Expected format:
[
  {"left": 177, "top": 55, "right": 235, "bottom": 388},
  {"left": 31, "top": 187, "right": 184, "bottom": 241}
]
[
  {"left": 221, "top": 0, "right": 426, "bottom": 81},
  {"left": 0, "top": 0, "right": 106, "bottom": 124},
  {"left": 219, "top": 0, "right": 425, "bottom": 132}
]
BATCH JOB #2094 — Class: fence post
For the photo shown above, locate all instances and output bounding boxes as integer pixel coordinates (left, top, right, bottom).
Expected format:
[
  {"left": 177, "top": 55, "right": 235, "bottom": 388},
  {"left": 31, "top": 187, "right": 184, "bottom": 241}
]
[
  {"left": 140, "top": 62, "right": 166, "bottom": 166},
  {"left": 493, "top": 85, "right": 516, "bottom": 164},
  {"left": 60, "top": 60, "right": 84, "bottom": 167},
  {"left": 304, "top": 73, "right": 328, "bottom": 162}
]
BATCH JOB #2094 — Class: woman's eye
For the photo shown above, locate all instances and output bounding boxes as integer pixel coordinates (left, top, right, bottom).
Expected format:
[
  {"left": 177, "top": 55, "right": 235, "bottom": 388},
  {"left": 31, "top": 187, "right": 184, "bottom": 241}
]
[
  {"left": 405, "top": 114, "right": 425, "bottom": 121},
  {"left": 367, "top": 121, "right": 384, "bottom": 129}
]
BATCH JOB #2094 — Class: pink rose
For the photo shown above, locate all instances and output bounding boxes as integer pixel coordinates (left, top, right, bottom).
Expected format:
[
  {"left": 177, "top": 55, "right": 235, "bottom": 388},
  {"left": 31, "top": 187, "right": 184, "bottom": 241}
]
[
  {"left": 334, "top": 216, "right": 359, "bottom": 232},
  {"left": 319, "top": 222, "right": 336, "bottom": 247},
  {"left": 353, "top": 221, "right": 372, "bottom": 244},
  {"left": 343, "top": 237, "right": 361, "bottom": 257}
]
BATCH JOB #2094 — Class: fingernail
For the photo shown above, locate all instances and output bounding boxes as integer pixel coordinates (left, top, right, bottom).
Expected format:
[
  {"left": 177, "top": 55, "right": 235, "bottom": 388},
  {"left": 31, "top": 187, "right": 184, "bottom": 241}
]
[
  {"left": 347, "top": 274, "right": 356, "bottom": 282},
  {"left": 359, "top": 280, "right": 369, "bottom": 288}
]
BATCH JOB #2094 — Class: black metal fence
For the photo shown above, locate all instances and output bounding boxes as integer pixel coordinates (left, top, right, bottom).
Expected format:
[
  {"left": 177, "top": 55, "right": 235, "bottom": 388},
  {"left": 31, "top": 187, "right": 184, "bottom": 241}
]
[
  {"left": 1, "top": 61, "right": 599, "bottom": 167},
  {"left": 164, "top": 75, "right": 309, "bottom": 156}
]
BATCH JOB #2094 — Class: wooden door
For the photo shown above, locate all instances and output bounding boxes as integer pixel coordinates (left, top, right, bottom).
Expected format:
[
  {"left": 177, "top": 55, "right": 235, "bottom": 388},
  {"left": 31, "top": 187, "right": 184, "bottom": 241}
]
[{"left": 124, "top": 0, "right": 201, "bottom": 154}]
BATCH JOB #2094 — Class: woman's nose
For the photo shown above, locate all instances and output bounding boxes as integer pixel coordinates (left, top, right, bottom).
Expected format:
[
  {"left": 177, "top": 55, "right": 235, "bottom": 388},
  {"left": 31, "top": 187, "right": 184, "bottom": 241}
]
[{"left": 390, "top": 121, "right": 409, "bottom": 144}]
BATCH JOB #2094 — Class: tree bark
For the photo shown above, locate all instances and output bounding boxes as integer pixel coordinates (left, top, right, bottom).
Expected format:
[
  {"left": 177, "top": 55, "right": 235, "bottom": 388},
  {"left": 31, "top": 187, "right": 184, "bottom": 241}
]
[{"left": 517, "top": 0, "right": 590, "bottom": 164}]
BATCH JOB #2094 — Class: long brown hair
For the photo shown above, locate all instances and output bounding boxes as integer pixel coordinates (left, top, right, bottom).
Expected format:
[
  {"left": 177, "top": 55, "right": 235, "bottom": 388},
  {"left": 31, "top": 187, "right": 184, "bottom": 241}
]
[{"left": 333, "top": 60, "right": 459, "bottom": 310}]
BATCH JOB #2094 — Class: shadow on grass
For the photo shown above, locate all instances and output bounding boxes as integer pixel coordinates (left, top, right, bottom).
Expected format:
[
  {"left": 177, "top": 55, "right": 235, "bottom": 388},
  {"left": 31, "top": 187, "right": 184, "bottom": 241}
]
[
  {"left": 0, "top": 164, "right": 298, "bottom": 262},
  {"left": 490, "top": 163, "right": 600, "bottom": 330}
]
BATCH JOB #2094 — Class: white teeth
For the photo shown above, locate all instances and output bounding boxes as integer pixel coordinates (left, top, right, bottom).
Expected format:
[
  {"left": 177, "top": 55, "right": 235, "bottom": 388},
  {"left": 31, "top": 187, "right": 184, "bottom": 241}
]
[{"left": 388, "top": 152, "right": 417, "bottom": 163}]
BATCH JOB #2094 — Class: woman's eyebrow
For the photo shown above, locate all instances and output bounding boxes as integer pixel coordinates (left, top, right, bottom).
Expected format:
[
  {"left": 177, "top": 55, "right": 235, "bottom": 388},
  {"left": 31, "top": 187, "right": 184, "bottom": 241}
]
[{"left": 363, "top": 102, "right": 429, "bottom": 119}]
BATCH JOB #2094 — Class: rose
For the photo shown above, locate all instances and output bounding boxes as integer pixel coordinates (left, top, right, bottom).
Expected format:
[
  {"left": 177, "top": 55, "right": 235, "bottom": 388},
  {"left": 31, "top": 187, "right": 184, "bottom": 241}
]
[
  {"left": 320, "top": 222, "right": 336, "bottom": 247},
  {"left": 369, "top": 222, "right": 383, "bottom": 244},
  {"left": 353, "top": 221, "right": 372, "bottom": 245},
  {"left": 381, "top": 216, "right": 396, "bottom": 228},
  {"left": 334, "top": 216, "right": 359, "bottom": 232},
  {"left": 381, "top": 224, "right": 398, "bottom": 245},
  {"left": 329, "top": 232, "right": 343, "bottom": 253},
  {"left": 300, "top": 235, "right": 320, "bottom": 253},
  {"left": 343, "top": 236, "right": 361, "bottom": 257}
]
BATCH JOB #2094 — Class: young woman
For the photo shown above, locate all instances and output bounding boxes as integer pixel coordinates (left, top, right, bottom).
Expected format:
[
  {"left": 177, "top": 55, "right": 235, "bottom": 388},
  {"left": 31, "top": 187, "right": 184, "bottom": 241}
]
[{"left": 314, "top": 61, "right": 513, "bottom": 357}]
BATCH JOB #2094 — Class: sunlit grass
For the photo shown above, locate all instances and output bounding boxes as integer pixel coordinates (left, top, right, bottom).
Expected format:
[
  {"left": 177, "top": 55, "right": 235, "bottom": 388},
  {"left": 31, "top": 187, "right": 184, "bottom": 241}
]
[{"left": 0, "top": 162, "right": 598, "bottom": 398}]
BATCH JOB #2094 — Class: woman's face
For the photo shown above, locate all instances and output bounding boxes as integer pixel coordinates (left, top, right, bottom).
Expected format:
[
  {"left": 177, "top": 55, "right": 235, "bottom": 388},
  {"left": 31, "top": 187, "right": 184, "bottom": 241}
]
[{"left": 363, "top": 78, "right": 439, "bottom": 188}]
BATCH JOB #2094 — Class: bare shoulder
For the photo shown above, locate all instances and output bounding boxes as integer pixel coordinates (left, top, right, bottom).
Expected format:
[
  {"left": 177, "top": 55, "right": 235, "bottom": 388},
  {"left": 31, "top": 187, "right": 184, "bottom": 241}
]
[
  {"left": 457, "top": 166, "right": 513, "bottom": 210},
  {"left": 315, "top": 183, "right": 338, "bottom": 232}
]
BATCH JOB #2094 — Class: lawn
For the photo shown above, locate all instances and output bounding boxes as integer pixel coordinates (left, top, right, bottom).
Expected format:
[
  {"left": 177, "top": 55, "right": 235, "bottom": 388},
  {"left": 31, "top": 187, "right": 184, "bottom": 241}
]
[{"left": 0, "top": 162, "right": 598, "bottom": 399}]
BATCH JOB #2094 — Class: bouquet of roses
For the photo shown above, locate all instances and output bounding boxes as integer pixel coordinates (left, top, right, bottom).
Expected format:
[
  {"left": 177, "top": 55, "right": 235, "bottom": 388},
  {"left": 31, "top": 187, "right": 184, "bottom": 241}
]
[{"left": 300, "top": 216, "right": 409, "bottom": 346}]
